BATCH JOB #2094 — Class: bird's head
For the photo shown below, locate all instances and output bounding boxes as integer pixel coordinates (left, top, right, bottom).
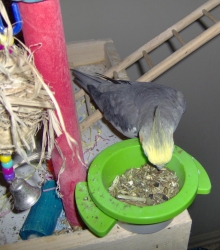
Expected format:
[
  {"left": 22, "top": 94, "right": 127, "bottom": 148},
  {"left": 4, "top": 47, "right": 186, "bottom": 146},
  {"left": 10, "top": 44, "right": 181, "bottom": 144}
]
[{"left": 139, "top": 106, "right": 174, "bottom": 170}]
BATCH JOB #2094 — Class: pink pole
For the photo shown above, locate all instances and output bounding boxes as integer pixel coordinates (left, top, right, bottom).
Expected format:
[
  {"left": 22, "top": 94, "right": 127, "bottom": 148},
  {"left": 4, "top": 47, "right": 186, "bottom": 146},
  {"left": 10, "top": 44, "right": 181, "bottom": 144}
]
[{"left": 18, "top": 0, "right": 86, "bottom": 227}]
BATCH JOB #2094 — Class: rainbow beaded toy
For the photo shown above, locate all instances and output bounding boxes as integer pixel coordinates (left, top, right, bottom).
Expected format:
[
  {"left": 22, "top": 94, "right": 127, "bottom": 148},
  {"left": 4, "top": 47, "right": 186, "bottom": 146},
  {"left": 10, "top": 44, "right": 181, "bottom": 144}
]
[{"left": 0, "top": 155, "right": 15, "bottom": 182}]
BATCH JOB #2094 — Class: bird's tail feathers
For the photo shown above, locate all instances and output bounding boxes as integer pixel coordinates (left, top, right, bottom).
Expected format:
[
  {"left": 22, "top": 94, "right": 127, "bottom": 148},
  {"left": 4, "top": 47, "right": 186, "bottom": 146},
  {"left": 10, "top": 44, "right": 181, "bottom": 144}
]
[
  {"left": 71, "top": 69, "right": 104, "bottom": 91},
  {"left": 95, "top": 73, "right": 131, "bottom": 85}
]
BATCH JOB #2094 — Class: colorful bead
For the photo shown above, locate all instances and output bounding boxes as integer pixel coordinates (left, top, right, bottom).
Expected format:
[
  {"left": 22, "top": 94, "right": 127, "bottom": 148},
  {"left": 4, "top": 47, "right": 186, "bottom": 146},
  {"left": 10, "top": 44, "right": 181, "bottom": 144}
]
[
  {"left": 0, "top": 34, "right": 14, "bottom": 46},
  {"left": 0, "top": 155, "right": 11, "bottom": 163},
  {"left": 1, "top": 159, "right": 14, "bottom": 169},
  {"left": 2, "top": 167, "right": 14, "bottom": 174},
  {"left": 3, "top": 172, "right": 15, "bottom": 182},
  {"left": 0, "top": 155, "right": 14, "bottom": 182}
]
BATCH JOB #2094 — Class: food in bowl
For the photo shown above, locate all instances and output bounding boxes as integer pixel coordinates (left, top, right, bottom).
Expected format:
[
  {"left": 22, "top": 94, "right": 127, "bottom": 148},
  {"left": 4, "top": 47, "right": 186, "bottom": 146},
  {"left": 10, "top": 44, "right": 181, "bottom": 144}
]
[{"left": 108, "top": 163, "right": 179, "bottom": 206}]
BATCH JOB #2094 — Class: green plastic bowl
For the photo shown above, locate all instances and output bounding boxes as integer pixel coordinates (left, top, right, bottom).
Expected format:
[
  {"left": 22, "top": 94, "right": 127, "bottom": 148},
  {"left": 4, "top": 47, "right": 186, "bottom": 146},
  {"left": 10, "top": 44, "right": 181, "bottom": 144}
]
[{"left": 88, "top": 138, "right": 211, "bottom": 225}]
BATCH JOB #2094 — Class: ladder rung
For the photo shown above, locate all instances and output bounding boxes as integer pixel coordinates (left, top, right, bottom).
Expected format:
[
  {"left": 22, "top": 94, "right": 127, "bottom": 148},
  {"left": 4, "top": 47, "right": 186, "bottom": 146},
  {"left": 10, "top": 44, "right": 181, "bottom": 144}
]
[
  {"left": 85, "top": 94, "right": 93, "bottom": 116},
  {"left": 172, "top": 29, "right": 186, "bottom": 46},
  {"left": 142, "top": 50, "right": 154, "bottom": 69},
  {"left": 113, "top": 71, "right": 119, "bottom": 79},
  {"left": 75, "top": 89, "right": 85, "bottom": 101},
  {"left": 79, "top": 109, "right": 103, "bottom": 132},
  {"left": 202, "top": 9, "right": 219, "bottom": 23}
]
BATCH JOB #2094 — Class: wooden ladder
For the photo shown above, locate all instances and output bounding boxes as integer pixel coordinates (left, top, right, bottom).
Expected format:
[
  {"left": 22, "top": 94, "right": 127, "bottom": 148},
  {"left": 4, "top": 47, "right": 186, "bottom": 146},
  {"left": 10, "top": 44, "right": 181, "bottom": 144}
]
[{"left": 75, "top": 0, "right": 220, "bottom": 132}]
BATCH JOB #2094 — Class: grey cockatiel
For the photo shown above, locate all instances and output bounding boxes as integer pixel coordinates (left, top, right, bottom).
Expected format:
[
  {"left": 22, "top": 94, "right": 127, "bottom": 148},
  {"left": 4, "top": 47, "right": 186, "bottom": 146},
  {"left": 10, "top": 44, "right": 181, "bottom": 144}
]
[{"left": 72, "top": 69, "right": 186, "bottom": 169}]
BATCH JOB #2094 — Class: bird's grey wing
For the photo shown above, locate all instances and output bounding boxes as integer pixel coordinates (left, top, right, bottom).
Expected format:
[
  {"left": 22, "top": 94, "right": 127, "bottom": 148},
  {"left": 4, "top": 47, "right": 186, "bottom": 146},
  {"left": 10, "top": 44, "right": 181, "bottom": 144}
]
[
  {"left": 87, "top": 85, "right": 140, "bottom": 137},
  {"left": 169, "top": 90, "right": 186, "bottom": 131}
]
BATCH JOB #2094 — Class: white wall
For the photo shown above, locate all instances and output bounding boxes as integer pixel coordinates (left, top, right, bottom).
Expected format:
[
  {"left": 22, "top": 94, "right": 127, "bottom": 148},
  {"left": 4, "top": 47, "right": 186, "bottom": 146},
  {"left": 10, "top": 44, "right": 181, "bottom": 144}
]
[{"left": 60, "top": 0, "right": 220, "bottom": 237}]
